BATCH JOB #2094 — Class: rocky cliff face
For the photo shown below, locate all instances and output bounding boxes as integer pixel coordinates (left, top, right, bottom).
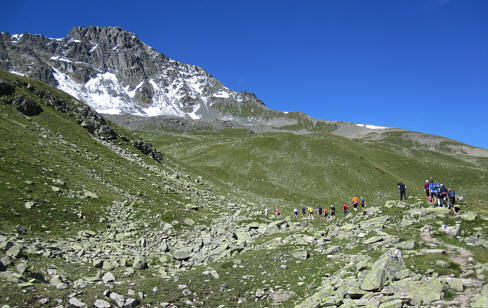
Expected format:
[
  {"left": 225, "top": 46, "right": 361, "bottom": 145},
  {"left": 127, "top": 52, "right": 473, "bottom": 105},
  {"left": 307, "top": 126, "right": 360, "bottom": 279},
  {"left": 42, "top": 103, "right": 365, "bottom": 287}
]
[{"left": 0, "top": 26, "right": 264, "bottom": 118}]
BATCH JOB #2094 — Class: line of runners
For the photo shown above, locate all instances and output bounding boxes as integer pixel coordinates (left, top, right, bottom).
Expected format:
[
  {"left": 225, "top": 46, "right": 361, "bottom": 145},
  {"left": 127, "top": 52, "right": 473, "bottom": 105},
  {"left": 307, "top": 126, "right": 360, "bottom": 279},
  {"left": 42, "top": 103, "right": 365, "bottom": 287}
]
[
  {"left": 264, "top": 196, "right": 367, "bottom": 220},
  {"left": 264, "top": 179, "right": 464, "bottom": 219}
]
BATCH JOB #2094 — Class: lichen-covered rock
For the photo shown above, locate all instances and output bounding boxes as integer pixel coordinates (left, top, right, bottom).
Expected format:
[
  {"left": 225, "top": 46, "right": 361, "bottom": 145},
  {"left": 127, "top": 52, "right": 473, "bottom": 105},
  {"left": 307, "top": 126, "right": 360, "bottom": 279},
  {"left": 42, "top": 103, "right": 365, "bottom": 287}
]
[
  {"left": 386, "top": 277, "right": 444, "bottom": 306},
  {"left": 361, "top": 248, "right": 406, "bottom": 292},
  {"left": 133, "top": 256, "right": 148, "bottom": 270},
  {"left": 470, "top": 284, "right": 488, "bottom": 307},
  {"left": 461, "top": 211, "right": 477, "bottom": 221},
  {"left": 360, "top": 216, "right": 390, "bottom": 229},
  {"left": 439, "top": 223, "right": 461, "bottom": 237},
  {"left": 270, "top": 289, "right": 296, "bottom": 303},
  {"left": 291, "top": 249, "right": 308, "bottom": 260}
]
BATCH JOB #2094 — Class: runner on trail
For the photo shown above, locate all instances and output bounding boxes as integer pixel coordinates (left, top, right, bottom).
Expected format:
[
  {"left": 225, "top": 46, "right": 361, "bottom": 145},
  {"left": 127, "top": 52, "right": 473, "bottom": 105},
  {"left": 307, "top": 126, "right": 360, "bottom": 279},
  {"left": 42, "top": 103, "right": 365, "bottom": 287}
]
[
  {"left": 343, "top": 203, "right": 349, "bottom": 215},
  {"left": 301, "top": 207, "right": 306, "bottom": 218},
  {"left": 447, "top": 188, "right": 457, "bottom": 209},
  {"left": 317, "top": 205, "right": 323, "bottom": 220},
  {"left": 276, "top": 208, "right": 280, "bottom": 217},
  {"left": 308, "top": 206, "right": 314, "bottom": 219},
  {"left": 294, "top": 207, "right": 298, "bottom": 218},
  {"left": 264, "top": 207, "right": 268, "bottom": 216},
  {"left": 424, "top": 180, "right": 430, "bottom": 198},
  {"left": 360, "top": 196, "right": 366, "bottom": 211},
  {"left": 323, "top": 207, "right": 328, "bottom": 219},
  {"left": 352, "top": 196, "right": 359, "bottom": 212},
  {"left": 398, "top": 182, "right": 407, "bottom": 200},
  {"left": 330, "top": 205, "right": 335, "bottom": 217}
]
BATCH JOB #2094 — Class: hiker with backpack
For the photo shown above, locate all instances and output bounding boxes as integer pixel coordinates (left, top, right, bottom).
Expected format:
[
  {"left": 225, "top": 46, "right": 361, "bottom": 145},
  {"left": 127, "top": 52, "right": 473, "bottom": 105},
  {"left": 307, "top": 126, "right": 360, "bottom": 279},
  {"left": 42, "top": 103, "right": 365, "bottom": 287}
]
[
  {"left": 330, "top": 205, "right": 336, "bottom": 218},
  {"left": 397, "top": 182, "right": 407, "bottom": 201},
  {"left": 317, "top": 205, "right": 323, "bottom": 220}
]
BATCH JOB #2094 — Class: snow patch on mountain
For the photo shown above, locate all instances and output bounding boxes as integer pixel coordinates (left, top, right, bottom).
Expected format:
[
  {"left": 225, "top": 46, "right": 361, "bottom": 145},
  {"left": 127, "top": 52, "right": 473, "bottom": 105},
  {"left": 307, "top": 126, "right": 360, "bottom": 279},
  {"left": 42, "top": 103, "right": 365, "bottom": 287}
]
[{"left": 355, "top": 123, "right": 388, "bottom": 130}]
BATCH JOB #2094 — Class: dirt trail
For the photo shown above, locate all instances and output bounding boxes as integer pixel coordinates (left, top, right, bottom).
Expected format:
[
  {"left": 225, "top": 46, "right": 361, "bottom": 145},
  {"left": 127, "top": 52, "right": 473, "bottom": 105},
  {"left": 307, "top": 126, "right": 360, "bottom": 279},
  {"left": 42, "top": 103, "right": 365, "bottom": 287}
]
[
  {"left": 419, "top": 226, "right": 473, "bottom": 272},
  {"left": 420, "top": 226, "right": 480, "bottom": 308}
]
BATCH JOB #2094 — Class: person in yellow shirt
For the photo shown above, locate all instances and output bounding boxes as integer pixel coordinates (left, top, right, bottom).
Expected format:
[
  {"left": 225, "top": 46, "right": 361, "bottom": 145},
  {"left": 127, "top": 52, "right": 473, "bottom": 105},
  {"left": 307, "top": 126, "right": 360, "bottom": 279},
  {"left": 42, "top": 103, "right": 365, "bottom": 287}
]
[{"left": 307, "top": 206, "right": 314, "bottom": 219}]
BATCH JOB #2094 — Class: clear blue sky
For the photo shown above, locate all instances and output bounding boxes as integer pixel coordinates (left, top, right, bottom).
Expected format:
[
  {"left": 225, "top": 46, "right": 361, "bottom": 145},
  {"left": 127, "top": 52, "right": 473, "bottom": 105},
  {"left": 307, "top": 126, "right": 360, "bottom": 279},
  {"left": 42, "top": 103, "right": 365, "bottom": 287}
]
[{"left": 2, "top": 0, "right": 487, "bottom": 149}]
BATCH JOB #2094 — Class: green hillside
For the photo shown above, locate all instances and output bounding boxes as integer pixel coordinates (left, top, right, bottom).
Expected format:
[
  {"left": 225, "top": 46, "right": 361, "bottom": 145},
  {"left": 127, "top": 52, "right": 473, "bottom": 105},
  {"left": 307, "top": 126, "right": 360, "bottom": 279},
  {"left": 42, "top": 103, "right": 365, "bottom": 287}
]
[
  {"left": 1, "top": 70, "right": 488, "bottom": 307},
  {"left": 140, "top": 128, "right": 488, "bottom": 210}
]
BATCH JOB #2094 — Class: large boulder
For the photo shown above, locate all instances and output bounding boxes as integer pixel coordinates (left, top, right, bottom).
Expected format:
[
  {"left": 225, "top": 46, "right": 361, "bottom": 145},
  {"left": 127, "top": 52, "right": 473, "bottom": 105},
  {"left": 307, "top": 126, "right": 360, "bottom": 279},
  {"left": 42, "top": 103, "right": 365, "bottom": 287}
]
[
  {"left": 361, "top": 248, "right": 406, "bottom": 292},
  {"left": 470, "top": 284, "right": 488, "bottom": 307},
  {"left": 438, "top": 223, "right": 460, "bottom": 237},
  {"left": 386, "top": 277, "right": 444, "bottom": 306},
  {"left": 360, "top": 216, "right": 390, "bottom": 229},
  {"left": 291, "top": 249, "right": 308, "bottom": 260}
]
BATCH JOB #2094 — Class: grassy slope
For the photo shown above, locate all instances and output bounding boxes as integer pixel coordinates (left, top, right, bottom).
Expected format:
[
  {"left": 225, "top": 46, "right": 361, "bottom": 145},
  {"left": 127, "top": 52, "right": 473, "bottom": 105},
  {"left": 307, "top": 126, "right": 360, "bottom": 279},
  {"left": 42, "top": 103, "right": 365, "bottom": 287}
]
[
  {"left": 141, "top": 128, "right": 488, "bottom": 212},
  {"left": 0, "top": 70, "right": 201, "bottom": 238}
]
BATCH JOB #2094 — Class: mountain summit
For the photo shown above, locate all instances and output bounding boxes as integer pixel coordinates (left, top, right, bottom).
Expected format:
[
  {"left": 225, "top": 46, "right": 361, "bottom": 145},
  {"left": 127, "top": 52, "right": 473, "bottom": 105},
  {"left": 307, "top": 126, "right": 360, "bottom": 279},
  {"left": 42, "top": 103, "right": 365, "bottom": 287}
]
[{"left": 0, "top": 26, "right": 264, "bottom": 118}]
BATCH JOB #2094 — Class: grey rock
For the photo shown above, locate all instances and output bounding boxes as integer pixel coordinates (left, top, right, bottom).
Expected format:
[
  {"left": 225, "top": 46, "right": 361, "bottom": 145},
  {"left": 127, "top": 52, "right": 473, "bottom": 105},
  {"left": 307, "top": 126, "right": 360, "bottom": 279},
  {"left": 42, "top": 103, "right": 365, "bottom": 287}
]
[
  {"left": 364, "top": 236, "right": 384, "bottom": 245},
  {"left": 386, "top": 277, "right": 444, "bottom": 305},
  {"left": 324, "top": 245, "right": 342, "bottom": 255},
  {"left": 68, "top": 297, "right": 87, "bottom": 308},
  {"left": 361, "top": 248, "right": 406, "bottom": 291},
  {"left": 360, "top": 215, "right": 390, "bottom": 229},
  {"left": 24, "top": 201, "right": 36, "bottom": 209},
  {"left": 133, "top": 256, "right": 148, "bottom": 270},
  {"left": 124, "top": 298, "right": 140, "bottom": 307},
  {"left": 102, "top": 271, "right": 115, "bottom": 283},
  {"left": 439, "top": 224, "right": 460, "bottom": 237},
  {"left": 460, "top": 211, "right": 477, "bottom": 221},
  {"left": 446, "top": 277, "right": 464, "bottom": 292},
  {"left": 172, "top": 247, "right": 192, "bottom": 261},
  {"left": 291, "top": 249, "right": 308, "bottom": 260},
  {"left": 183, "top": 218, "right": 195, "bottom": 226},
  {"left": 93, "top": 299, "right": 111, "bottom": 308},
  {"left": 397, "top": 239, "right": 415, "bottom": 250},
  {"left": 270, "top": 289, "right": 296, "bottom": 303},
  {"left": 6, "top": 245, "right": 22, "bottom": 258},
  {"left": 109, "top": 292, "right": 126, "bottom": 307}
]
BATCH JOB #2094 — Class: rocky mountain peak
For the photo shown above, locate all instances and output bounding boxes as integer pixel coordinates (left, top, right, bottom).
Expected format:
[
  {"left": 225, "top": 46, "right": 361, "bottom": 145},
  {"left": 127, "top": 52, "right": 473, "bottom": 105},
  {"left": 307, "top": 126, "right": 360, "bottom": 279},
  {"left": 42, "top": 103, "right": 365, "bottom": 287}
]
[{"left": 0, "top": 26, "right": 265, "bottom": 118}]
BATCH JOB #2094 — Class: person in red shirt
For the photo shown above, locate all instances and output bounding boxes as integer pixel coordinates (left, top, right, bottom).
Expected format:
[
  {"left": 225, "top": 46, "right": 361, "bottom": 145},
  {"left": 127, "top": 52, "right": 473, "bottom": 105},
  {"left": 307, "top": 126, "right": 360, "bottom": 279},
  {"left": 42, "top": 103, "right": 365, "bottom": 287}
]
[
  {"left": 343, "top": 203, "right": 349, "bottom": 215},
  {"left": 323, "top": 207, "right": 328, "bottom": 219},
  {"left": 276, "top": 208, "right": 280, "bottom": 217}
]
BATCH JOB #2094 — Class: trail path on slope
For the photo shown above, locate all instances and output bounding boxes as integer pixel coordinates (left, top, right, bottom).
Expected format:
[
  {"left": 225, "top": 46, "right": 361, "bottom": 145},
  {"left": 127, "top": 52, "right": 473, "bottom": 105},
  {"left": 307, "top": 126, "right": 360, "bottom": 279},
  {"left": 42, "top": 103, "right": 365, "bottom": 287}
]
[{"left": 420, "top": 225, "right": 482, "bottom": 308}]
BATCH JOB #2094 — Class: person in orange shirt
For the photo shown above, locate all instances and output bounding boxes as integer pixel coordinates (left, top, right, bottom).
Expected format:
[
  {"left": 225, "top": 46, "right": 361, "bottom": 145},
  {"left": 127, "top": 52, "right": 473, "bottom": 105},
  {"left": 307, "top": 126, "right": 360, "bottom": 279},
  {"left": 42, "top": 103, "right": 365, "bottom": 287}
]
[{"left": 352, "top": 196, "right": 359, "bottom": 212}]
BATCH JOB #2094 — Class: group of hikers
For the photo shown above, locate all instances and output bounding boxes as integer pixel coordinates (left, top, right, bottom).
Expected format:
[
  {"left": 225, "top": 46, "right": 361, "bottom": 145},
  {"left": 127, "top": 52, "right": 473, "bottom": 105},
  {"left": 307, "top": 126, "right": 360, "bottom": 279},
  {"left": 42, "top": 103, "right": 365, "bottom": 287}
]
[
  {"left": 424, "top": 180, "right": 460, "bottom": 215},
  {"left": 264, "top": 179, "right": 463, "bottom": 219},
  {"left": 264, "top": 196, "right": 367, "bottom": 220}
]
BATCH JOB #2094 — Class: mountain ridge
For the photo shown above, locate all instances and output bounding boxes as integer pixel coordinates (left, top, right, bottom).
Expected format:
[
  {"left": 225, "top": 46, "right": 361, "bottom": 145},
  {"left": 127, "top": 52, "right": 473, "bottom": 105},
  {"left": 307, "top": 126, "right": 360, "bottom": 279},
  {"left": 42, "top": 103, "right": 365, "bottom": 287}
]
[{"left": 1, "top": 26, "right": 487, "bottom": 154}]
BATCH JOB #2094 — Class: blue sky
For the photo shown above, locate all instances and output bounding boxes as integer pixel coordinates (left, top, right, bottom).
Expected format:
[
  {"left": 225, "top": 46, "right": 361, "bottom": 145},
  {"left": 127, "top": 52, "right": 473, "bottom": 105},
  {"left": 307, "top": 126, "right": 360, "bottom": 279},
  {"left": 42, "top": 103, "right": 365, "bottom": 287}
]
[{"left": 2, "top": 0, "right": 487, "bottom": 149}]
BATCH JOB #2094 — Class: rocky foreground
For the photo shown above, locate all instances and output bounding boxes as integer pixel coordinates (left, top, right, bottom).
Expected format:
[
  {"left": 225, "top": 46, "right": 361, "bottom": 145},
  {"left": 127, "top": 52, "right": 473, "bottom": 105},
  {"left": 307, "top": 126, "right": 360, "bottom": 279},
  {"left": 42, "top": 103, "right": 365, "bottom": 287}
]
[{"left": 2, "top": 196, "right": 488, "bottom": 307}]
